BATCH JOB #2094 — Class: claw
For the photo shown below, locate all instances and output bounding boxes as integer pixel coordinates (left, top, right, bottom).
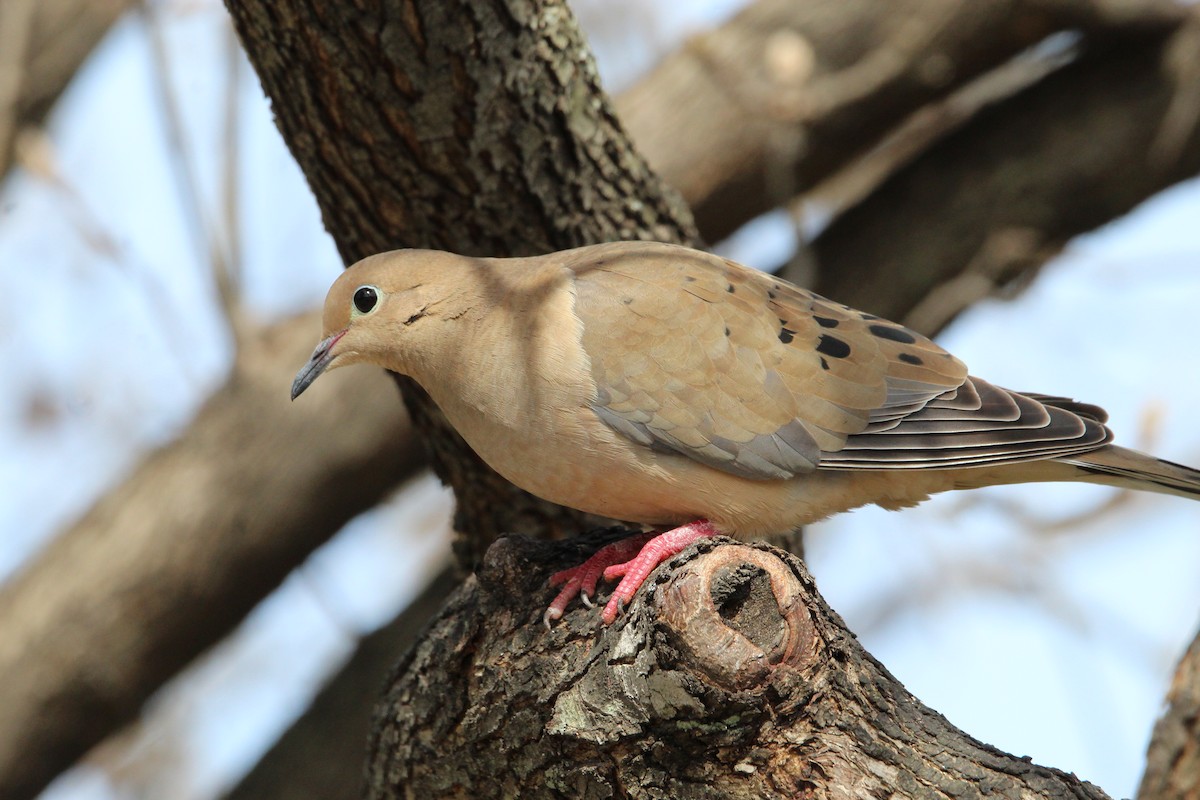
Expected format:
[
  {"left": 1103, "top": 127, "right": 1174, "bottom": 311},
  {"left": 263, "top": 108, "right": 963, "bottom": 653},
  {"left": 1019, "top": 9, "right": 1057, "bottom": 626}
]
[
  {"left": 601, "top": 593, "right": 624, "bottom": 625},
  {"left": 543, "top": 577, "right": 581, "bottom": 627}
]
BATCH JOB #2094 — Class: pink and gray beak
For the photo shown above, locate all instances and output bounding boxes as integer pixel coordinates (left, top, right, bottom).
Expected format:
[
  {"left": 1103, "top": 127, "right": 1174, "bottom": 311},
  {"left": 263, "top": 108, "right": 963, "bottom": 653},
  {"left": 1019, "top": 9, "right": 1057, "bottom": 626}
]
[{"left": 291, "top": 331, "right": 345, "bottom": 400}]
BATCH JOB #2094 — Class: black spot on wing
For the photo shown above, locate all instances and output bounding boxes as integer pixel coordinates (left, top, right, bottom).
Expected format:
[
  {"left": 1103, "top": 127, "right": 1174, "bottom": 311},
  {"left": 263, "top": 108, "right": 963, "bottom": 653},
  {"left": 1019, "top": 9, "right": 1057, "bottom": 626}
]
[
  {"left": 816, "top": 334, "right": 851, "bottom": 358},
  {"left": 869, "top": 324, "right": 917, "bottom": 344},
  {"left": 814, "top": 316, "right": 839, "bottom": 328},
  {"left": 898, "top": 353, "right": 923, "bottom": 365},
  {"left": 779, "top": 328, "right": 796, "bottom": 344}
]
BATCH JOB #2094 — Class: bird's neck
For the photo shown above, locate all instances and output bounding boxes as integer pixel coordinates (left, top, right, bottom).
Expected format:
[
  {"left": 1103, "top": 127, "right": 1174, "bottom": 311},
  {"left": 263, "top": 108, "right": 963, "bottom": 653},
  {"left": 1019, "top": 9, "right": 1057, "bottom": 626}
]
[{"left": 414, "top": 259, "right": 590, "bottom": 435}]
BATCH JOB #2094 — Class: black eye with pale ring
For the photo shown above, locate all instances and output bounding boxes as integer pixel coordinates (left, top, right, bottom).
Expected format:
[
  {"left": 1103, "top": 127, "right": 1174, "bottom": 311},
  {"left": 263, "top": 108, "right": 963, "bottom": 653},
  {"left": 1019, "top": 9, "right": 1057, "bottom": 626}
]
[{"left": 353, "top": 285, "right": 379, "bottom": 314}]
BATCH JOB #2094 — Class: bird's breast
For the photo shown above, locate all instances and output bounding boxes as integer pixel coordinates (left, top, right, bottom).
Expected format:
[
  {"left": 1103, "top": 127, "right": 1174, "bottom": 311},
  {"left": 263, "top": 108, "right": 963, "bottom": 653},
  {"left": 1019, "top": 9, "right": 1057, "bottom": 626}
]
[{"left": 425, "top": 358, "right": 689, "bottom": 525}]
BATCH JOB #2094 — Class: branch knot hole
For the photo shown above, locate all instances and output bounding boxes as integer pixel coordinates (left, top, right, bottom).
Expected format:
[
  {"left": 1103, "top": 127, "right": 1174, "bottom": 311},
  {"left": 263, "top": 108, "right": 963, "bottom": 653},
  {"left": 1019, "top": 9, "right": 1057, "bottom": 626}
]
[{"left": 711, "top": 562, "right": 786, "bottom": 650}]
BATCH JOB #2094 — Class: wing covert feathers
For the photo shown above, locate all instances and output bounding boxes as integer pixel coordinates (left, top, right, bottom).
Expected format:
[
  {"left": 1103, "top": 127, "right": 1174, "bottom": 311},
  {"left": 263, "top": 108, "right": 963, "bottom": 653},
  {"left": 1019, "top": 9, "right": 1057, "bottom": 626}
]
[{"left": 567, "top": 242, "right": 1115, "bottom": 481}]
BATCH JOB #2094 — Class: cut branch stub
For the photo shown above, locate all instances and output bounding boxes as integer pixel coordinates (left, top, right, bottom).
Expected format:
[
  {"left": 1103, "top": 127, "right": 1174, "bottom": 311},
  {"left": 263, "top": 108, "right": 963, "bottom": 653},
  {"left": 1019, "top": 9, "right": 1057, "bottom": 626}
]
[
  {"left": 657, "top": 544, "right": 818, "bottom": 688},
  {"left": 368, "top": 534, "right": 1111, "bottom": 799}
]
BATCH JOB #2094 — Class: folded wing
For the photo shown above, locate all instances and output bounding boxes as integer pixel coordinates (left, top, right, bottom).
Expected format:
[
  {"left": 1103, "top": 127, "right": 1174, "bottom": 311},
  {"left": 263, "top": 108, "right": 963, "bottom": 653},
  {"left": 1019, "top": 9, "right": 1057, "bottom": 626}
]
[{"left": 567, "top": 242, "right": 1110, "bottom": 481}]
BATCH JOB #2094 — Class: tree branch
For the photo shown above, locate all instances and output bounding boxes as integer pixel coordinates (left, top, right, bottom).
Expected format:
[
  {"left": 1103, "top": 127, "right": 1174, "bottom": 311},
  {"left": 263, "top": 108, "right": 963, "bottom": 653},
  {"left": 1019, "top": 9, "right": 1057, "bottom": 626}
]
[
  {"left": 0, "top": 0, "right": 135, "bottom": 178},
  {"left": 618, "top": 0, "right": 1188, "bottom": 243},
  {"left": 1138, "top": 628, "right": 1200, "bottom": 800},
  {"left": 812, "top": 23, "right": 1200, "bottom": 327},
  {"left": 368, "top": 535, "right": 1113, "bottom": 799}
]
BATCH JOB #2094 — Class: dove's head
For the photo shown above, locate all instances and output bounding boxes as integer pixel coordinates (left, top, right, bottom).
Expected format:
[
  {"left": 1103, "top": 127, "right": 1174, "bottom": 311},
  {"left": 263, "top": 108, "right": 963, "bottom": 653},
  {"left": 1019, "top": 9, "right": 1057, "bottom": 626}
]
[{"left": 291, "top": 249, "right": 484, "bottom": 399}]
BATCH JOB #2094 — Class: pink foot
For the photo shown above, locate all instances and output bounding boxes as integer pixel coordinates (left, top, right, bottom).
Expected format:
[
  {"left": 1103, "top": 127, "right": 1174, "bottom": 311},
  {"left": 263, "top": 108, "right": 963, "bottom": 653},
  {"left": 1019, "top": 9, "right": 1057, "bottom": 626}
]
[
  {"left": 600, "top": 520, "right": 718, "bottom": 624},
  {"left": 543, "top": 533, "right": 653, "bottom": 628},
  {"left": 542, "top": 521, "right": 720, "bottom": 627}
]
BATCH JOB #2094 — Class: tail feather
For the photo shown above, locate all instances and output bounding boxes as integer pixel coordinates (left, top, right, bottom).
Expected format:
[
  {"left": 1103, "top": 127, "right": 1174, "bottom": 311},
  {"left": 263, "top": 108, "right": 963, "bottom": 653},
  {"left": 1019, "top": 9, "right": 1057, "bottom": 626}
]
[{"left": 1065, "top": 445, "right": 1200, "bottom": 500}]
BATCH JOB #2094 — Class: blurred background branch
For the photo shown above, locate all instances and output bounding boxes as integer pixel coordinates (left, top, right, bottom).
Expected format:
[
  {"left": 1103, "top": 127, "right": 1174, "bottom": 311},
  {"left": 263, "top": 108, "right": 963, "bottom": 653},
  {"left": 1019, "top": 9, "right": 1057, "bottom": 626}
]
[{"left": 0, "top": 0, "right": 135, "bottom": 179}]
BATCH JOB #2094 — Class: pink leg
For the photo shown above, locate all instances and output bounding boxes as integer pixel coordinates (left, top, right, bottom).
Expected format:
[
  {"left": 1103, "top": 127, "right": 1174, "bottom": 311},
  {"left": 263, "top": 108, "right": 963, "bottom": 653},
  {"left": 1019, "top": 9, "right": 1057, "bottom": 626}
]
[
  {"left": 600, "top": 520, "right": 718, "bottom": 624},
  {"left": 543, "top": 532, "right": 653, "bottom": 628}
]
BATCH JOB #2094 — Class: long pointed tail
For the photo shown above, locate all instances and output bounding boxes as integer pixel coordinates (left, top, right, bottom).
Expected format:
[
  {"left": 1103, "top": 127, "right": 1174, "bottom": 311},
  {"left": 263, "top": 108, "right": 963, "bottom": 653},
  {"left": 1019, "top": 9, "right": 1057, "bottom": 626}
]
[{"left": 1065, "top": 446, "right": 1200, "bottom": 500}]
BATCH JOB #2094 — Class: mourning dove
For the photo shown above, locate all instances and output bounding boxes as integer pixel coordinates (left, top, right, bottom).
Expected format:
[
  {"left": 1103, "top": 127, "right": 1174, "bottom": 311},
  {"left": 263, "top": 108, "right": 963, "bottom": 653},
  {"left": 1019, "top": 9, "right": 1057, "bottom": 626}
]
[{"left": 292, "top": 241, "right": 1200, "bottom": 625}]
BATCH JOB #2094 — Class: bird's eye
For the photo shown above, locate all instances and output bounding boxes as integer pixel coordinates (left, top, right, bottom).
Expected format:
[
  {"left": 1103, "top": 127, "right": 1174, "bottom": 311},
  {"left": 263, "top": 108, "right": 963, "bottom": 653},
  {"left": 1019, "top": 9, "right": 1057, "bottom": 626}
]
[{"left": 352, "top": 285, "right": 379, "bottom": 314}]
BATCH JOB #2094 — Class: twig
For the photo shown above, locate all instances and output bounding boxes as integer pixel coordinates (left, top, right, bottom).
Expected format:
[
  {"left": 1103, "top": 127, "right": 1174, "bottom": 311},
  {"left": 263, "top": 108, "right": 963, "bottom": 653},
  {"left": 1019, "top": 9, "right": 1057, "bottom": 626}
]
[
  {"left": 13, "top": 127, "right": 202, "bottom": 385},
  {"left": 140, "top": 0, "right": 244, "bottom": 347},
  {"left": 222, "top": 20, "right": 243, "bottom": 302}
]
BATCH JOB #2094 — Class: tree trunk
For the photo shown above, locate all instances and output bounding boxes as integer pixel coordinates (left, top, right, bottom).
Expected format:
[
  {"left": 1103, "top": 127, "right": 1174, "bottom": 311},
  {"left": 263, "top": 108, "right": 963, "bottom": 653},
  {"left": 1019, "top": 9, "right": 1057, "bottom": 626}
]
[
  {"left": 226, "top": 0, "right": 699, "bottom": 558},
  {"left": 225, "top": 569, "right": 462, "bottom": 800}
]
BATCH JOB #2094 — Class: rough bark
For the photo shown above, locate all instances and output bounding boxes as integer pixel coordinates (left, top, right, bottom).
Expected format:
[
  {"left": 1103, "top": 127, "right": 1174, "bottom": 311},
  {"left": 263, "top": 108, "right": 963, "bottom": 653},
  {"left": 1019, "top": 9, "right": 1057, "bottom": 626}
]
[
  {"left": 0, "top": 0, "right": 135, "bottom": 177},
  {"left": 813, "top": 25, "right": 1200, "bottom": 328},
  {"left": 368, "top": 533, "right": 1112, "bottom": 799},
  {"left": 1138, "top": 629, "right": 1200, "bottom": 800},
  {"left": 0, "top": 313, "right": 420, "bottom": 800},
  {"left": 618, "top": 0, "right": 1188, "bottom": 243}
]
